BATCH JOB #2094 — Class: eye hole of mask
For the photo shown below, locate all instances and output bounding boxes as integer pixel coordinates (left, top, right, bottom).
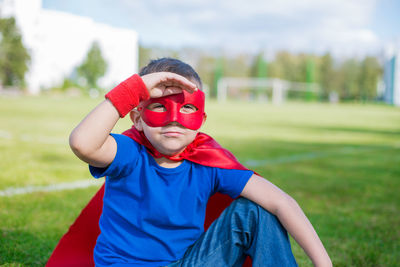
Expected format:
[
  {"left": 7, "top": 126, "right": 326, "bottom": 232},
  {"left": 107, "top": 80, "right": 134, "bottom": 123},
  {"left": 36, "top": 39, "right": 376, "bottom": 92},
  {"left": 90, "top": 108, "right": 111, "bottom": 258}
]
[
  {"left": 180, "top": 104, "right": 198, "bottom": 114},
  {"left": 146, "top": 103, "right": 166, "bottom": 112}
]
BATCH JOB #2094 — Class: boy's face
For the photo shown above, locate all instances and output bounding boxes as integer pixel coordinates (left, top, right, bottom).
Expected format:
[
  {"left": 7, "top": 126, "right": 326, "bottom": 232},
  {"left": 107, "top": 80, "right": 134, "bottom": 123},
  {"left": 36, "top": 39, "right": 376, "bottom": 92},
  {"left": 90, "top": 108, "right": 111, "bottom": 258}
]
[{"left": 131, "top": 90, "right": 206, "bottom": 156}]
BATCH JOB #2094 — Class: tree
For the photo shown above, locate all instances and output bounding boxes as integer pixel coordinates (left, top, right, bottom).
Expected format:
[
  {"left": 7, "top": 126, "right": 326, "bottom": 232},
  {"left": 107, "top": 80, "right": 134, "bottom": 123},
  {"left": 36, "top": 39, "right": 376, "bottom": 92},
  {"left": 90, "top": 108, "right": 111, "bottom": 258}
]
[
  {"left": 250, "top": 52, "right": 268, "bottom": 78},
  {"left": 212, "top": 57, "right": 224, "bottom": 98},
  {"left": 339, "top": 59, "right": 360, "bottom": 100},
  {"left": 358, "top": 57, "right": 381, "bottom": 101},
  {"left": 138, "top": 44, "right": 155, "bottom": 69},
  {"left": 305, "top": 56, "right": 317, "bottom": 101},
  {"left": 318, "top": 53, "right": 337, "bottom": 100},
  {"left": 268, "top": 51, "right": 306, "bottom": 82},
  {"left": 77, "top": 41, "right": 107, "bottom": 90},
  {"left": 0, "top": 17, "right": 30, "bottom": 87}
]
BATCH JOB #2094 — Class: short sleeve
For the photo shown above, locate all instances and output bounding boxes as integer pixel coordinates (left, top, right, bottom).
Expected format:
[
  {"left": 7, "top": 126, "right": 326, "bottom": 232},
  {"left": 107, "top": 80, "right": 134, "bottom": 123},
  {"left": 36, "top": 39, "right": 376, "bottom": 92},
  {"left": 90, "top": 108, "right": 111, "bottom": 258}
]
[
  {"left": 89, "top": 133, "right": 141, "bottom": 179},
  {"left": 213, "top": 168, "right": 253, "bottom": 199}
]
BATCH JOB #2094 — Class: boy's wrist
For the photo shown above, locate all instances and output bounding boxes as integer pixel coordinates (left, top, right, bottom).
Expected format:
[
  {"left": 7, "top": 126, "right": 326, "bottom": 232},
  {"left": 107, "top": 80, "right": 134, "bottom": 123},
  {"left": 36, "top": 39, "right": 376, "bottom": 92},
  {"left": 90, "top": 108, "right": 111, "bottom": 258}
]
[
  {"left": 313, "top": 255, "right": 332, "bottom": 267},
  {"left": 105, "top": 74, "right": 150, "bottom": 118}
]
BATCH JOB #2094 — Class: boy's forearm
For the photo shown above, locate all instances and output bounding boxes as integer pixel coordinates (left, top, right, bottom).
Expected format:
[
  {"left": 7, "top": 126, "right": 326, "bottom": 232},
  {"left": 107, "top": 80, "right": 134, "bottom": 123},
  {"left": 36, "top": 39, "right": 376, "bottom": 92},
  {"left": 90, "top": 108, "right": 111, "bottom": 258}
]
[
  {"left": 241, "top": 176, "right": 331, "bottom": 266},
  {"left": 69, "top": 74, "right": 151, "bottom": 166},
  {"left": 276, "top": 197, "right": 332, "bottom": 267},
  {"left": 69, "top": 99, "right": 119, "bottom": 166}
]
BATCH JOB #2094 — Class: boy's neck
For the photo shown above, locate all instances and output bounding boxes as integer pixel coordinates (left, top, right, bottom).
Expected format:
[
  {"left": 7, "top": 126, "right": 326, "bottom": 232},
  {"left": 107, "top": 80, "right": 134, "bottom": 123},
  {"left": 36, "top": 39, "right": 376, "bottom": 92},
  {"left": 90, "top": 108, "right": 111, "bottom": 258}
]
[{"left": 154, "top": 156, "right": 183, "bottom": 168}]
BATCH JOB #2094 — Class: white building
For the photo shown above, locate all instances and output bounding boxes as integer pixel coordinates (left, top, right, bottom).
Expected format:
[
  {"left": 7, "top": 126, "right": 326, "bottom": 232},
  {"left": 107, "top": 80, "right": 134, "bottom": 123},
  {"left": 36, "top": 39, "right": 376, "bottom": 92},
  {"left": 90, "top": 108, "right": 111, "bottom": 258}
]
[
  {"left": 0, "top": 0, "right": 138, "bottom": 94},
  {"left": 383, "top": 43, "right": 400, "bottom": 107}
]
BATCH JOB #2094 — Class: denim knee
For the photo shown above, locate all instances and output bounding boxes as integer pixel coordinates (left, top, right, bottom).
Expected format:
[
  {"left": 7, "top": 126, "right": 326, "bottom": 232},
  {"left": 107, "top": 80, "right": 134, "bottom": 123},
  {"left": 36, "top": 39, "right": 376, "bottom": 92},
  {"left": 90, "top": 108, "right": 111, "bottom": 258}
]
[
  {"left": 229, "top": 197, "right": 282, "bottom": 231},
  {"left": 231, "top": 197, "right": 274, "bottom": 218},
  {"left": 230, "top": 197, "right": 259, "bottom": 211}
]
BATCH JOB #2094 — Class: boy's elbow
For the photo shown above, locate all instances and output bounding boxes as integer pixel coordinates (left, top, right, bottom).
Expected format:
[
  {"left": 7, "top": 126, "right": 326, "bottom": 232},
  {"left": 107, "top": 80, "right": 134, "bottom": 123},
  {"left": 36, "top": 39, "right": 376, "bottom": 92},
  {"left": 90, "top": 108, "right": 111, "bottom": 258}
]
[
  {"left": 69, "top": 132, "right": 82, "bottom": 156},
  {"left": 69, "top": 131, "right": 92, "bottom": 159}
]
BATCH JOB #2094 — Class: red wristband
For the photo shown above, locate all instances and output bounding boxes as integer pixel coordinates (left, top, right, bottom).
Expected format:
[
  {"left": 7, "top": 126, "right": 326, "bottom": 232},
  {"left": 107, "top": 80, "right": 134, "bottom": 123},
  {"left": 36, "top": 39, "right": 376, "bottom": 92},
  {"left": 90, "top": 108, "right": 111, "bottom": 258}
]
[{"left": 105, "top": 74, "right": 150, "bottom": 118}]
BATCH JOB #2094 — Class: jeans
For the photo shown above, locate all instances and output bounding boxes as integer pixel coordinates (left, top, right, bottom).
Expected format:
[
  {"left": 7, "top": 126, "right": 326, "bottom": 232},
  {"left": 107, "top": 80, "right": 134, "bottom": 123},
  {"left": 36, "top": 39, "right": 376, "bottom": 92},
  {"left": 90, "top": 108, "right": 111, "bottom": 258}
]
[{"left": 167, "top": 198, "right": 298, "bottom": 267}]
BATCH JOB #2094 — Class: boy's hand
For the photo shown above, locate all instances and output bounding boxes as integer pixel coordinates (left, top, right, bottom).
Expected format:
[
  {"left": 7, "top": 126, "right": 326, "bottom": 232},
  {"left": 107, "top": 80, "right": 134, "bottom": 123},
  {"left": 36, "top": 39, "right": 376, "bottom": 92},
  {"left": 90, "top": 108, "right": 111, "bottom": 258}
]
[
  {"left": 141, "top": 72, "right": 198, "bottom": 98},
  {"left": 105, "top": 72, "right": 198, "bottom": 118}
]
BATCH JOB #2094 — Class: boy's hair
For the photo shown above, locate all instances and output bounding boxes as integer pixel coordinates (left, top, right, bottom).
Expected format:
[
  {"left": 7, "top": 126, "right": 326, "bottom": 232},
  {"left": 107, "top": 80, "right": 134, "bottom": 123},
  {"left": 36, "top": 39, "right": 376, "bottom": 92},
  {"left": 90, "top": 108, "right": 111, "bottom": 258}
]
[{"left": 139, "top": 58, "right": 203, "bottom": 89}]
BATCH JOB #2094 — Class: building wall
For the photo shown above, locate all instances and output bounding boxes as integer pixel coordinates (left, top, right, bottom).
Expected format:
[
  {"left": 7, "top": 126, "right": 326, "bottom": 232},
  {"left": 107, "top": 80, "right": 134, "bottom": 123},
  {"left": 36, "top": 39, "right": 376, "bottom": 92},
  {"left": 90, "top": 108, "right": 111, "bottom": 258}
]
[
  {"left": 394, "top": 53, "right": 400, "bottom": 107},
  {"left": 0, "top": 0, "right": 138, "bottom": 94},
  {"left": 383, "top": 43, "right": 400, "bottom": 106}
]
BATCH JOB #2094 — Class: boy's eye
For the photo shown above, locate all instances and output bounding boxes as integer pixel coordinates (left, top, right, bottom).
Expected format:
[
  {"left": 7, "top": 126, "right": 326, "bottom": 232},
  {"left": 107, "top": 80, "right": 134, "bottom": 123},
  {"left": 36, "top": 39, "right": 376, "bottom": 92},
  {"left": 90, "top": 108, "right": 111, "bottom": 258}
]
[
  {"left": 180, "top": 104, "right": 198, "bottom": 114},
  {"left": 146, "top": 103, "right": 166, "bottom": 112}
]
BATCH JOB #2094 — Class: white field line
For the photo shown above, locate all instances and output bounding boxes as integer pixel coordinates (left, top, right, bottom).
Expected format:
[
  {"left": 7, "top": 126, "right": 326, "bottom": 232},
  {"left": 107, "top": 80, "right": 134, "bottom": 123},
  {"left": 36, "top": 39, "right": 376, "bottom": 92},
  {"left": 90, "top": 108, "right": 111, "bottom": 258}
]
[
  {"left": 243, "top": 145, "right": 400, "bottom": 167},
  {"left": 0, "top": 129, "right": 66, "bottom": 145},
  {"left": 243, "top": 146, "right": 372, "bottom": 167},
  {"left": 0, "top": 179, "right": 103, "bottom": 197},
  {"left": 0, "top": 129, "right": 12, "bottom": 139},
  {"left": 1, "top": 126, "right": 399, "bottom": 197},
  {"left": 2, "top": 144, "right": 398, "bottom": 197}
]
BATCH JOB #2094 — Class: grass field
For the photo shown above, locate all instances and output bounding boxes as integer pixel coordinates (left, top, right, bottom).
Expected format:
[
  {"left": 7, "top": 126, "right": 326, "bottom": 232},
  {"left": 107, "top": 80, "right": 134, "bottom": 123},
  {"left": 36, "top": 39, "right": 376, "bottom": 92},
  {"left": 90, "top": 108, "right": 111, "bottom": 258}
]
[{"left": 0, "top": 95, "right": 399, "bottom": 266}]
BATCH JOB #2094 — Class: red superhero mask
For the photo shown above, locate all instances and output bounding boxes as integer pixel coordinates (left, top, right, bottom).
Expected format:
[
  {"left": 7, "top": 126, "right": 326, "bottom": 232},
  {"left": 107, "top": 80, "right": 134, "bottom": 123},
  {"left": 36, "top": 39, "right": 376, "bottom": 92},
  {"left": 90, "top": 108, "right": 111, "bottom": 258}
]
[{"left": 137, "top": 90, "right": 205, "bottom": 130}]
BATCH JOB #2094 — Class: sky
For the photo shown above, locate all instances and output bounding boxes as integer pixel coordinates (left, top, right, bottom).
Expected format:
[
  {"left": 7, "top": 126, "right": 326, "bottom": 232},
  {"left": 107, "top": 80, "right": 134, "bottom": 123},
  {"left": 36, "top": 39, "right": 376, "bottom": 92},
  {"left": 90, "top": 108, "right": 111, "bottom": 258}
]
[{"left": 42, "top": 0, "right": 400, "bottom": 57}]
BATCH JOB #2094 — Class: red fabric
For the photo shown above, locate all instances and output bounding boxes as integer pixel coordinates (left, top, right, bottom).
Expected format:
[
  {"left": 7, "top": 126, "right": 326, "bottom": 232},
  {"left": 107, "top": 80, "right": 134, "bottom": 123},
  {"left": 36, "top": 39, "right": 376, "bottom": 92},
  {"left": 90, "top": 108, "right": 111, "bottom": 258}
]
[
  {"left": 46, "top": 128, "right": 253, "bottom": 267},
  {"left": 105, "top": 74, "right": 150, "bottom": 118},
  {"left": 122, "top": 126, "right": 250, "bottom": 167},
  {"left": 46, "top": 185, "right": 105, "bottom": 267}
]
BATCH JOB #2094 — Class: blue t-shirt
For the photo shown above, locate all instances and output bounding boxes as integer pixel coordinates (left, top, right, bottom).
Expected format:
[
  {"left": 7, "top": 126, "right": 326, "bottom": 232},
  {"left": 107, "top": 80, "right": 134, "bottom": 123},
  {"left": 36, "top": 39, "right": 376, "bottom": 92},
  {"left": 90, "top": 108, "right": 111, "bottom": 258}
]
[{"left": 90, "top": 134, "right": 253, "bottom": 266}]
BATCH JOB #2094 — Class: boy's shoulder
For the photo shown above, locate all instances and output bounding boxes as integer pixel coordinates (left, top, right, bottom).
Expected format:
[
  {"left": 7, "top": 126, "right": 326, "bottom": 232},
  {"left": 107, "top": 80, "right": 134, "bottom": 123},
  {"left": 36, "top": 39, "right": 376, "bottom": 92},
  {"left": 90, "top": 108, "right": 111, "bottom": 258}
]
[
  {"left": 110, "top": 133, "right": 144, "bottom": 157},
  {"left": 111, "top": 133, "right": 140, "bottom": 147}
]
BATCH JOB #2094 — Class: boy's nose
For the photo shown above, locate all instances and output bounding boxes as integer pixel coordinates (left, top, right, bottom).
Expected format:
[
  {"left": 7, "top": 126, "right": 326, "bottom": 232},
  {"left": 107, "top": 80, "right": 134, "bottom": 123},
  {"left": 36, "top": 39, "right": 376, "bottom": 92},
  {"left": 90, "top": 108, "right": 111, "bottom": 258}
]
[
  {"left": 167, "top": 121, "right": 183, "bottom": 127},
  {"left": 168, "top": 106, "right": 179, "bottom": 123}
]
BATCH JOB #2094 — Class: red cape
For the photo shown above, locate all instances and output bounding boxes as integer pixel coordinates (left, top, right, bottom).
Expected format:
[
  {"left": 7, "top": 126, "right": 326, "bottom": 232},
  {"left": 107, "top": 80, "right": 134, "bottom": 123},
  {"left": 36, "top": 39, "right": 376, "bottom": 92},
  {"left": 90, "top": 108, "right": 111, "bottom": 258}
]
[{"left": 46, "top": 127, "right": 252, "bottom": 266}]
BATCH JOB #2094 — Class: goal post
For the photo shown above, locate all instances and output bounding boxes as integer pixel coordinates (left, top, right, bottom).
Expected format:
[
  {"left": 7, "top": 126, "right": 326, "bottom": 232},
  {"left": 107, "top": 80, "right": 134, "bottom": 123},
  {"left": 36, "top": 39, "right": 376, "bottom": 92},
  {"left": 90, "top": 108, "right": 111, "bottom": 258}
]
[{"left": 217, "top": 77, "right": 320, "bottom": 104}]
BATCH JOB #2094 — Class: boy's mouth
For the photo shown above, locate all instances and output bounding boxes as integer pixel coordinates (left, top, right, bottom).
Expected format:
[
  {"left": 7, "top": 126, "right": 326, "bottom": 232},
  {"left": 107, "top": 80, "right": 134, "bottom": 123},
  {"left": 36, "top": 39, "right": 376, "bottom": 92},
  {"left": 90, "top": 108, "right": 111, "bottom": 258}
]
[{"left": 161, "top": 130, "right": 184, "bottom": 137}]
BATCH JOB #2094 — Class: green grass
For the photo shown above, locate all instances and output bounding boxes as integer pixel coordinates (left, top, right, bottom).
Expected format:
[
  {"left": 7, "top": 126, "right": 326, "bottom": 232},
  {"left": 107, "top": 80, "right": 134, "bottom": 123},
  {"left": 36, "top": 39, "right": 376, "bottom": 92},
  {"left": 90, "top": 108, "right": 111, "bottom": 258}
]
[{"left": 1, "top": 95, "right": 399, "bottom": 266}]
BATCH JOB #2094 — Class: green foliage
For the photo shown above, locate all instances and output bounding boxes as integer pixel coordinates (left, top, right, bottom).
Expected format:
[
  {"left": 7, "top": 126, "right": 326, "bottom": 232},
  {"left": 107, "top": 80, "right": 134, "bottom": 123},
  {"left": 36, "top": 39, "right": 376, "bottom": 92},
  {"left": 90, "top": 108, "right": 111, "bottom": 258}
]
[
  {"left": 250, "top": 52, "right": 268, "bottom": 78},
  {"left": 195, "top": 54, "right": 216, "bottom": 92},
  {"left": 317, "top": 55, "right": 382, "bottom": 102},
  {"left": 138, "top": 45, "right": 180, "bottom": 70},
  {"left": 268, "top": 52, "right": 312, "bottom": 83},
  {"left": 269, "top": 51, "right": 295, "bottom": 80},
  {"left": 340, "top": 59, "right": 360, "bottom": 100},
  {"left": 138, "top": 45, "right": 153, "bottom": 69},
  {"left": 358, "top": 57, "right": 382, "bottom": 101},
  {"left": 306, "top": 58, "right": 315, "bottom": 84},
  {"left": 0, "top": 17, "right": 30, "bottom": 87},
  {"left": 318, "top": 53, "right": 337, "bottom": 99},
  {"left": 76, "top": 41, "right": 107, "bottom": 90},
  {"left": 60, "top": 78, "right": 78, "bottom": 91},
  {"left": 212, "top": 57, "right": 223, "bottom": 97}
]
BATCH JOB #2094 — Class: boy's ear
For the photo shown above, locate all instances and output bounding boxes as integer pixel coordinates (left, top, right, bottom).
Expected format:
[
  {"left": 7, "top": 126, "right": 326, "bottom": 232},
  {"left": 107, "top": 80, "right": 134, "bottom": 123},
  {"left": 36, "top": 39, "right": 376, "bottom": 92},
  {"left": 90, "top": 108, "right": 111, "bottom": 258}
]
[
  {"left": 129, "top": 110, "right": 143, "bottom": 131},
  {"left": 202, "top": 113, "right": 207, "bottom": 126}
]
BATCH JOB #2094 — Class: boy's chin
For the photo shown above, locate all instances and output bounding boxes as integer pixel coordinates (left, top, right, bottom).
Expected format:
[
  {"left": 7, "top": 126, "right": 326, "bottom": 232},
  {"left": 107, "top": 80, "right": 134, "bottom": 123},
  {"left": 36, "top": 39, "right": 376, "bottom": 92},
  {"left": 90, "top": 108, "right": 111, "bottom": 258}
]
[
  {"left": 155, "top": 142, "right": 187, "bottom": 155},
  {"left": 159, "top": 147, "right": 185, "bottom": 156},
  {"left": 156, "top": 139, "right": 194, "bottom": 155}
]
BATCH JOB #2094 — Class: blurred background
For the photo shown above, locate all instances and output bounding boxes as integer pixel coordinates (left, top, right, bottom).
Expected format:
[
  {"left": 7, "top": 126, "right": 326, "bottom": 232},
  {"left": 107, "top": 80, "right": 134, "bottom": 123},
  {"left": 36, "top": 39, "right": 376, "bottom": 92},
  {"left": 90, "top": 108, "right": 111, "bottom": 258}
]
[
  {"left": 0, "top": 0, "right": 399, "bottom": 104},
  {"left": 0, "top": 0, "right": 399, "bottom": 266}
]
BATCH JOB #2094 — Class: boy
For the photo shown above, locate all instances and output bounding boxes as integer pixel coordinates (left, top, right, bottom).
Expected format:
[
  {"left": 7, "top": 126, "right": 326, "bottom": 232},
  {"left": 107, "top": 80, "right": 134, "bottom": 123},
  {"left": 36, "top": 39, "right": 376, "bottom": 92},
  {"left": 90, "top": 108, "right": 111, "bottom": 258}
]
[{"left": 69, "top": 58, "right": 331, "bottom": 266}]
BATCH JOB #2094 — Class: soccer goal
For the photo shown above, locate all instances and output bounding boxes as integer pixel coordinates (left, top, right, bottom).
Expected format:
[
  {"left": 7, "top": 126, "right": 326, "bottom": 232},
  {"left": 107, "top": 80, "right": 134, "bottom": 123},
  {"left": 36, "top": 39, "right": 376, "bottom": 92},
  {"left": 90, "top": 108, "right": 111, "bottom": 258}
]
[{"left": 217, "top": 77, "right": 321, "bottom": 104}]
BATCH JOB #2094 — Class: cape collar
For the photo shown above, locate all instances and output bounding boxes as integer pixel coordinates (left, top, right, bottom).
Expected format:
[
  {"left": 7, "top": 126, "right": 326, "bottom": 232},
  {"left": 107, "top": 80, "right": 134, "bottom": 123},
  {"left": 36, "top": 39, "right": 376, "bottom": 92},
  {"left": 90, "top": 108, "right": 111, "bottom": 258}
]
[{"left": 122, "top": 126, "right": 248, "bottom": 170}]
